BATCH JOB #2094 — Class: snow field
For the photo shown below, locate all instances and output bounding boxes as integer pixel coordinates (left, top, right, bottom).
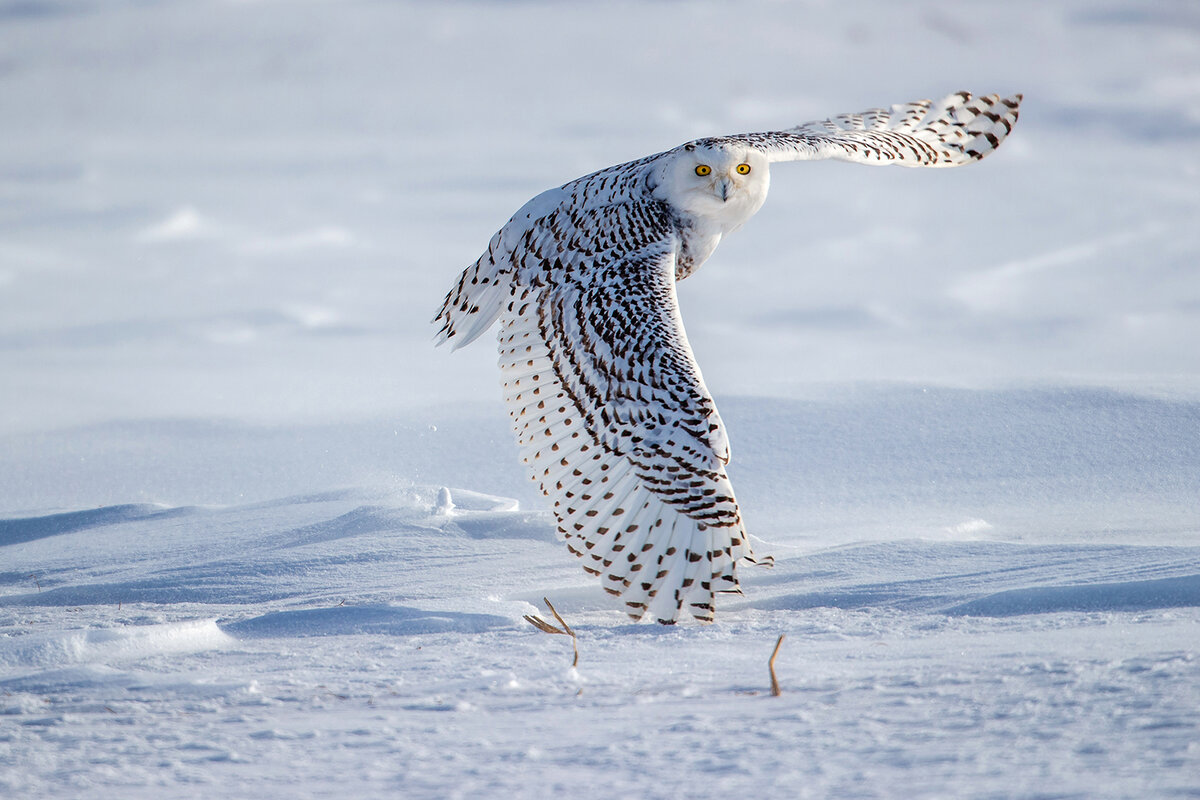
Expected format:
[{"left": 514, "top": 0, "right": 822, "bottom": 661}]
[{"left": 3, "top": 468, "right": 1199, "bottom": 798}]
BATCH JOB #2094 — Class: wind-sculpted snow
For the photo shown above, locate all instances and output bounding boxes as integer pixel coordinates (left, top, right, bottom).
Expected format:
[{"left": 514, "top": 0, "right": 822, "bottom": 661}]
[
  {"left": 0, "top": 619, "right": 232, "bottom": 672},
  {"left": 224, "top": 604, "right": 511, "bottom": 639},
  {"left": 2, "top": 490, "right": 1199, "bottom": 799},
  {"left": 0, "top": 488, "right": 560, "bottom": 609},
  {"left": 947, "top": 573, "right": 1200, "bottom": 616},
  {"left": 746, "top": 542, "right": 1200, "bottom": 616},
  {"left": 0, "top": 503, "right": 186, "bottom": 546},
  {"left": 6, "top": 490, "right": 1197, "bottom": 618}
]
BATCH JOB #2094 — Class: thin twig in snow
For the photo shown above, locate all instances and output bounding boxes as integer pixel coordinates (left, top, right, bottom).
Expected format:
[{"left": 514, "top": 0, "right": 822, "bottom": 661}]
[{"left": 769, "top": 634, "right": 785, "bottom": 697}]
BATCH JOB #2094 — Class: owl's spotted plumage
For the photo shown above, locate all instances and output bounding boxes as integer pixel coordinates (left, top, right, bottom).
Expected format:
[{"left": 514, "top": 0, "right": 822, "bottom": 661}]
[{"left": 434, "top": 91, "right": 1022, "bottom": 623}]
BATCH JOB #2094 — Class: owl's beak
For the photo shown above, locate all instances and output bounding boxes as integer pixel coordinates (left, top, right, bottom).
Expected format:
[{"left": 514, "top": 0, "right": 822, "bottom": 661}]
[{"left": 717, "top": 178, "right": 731, "bottom": 202}]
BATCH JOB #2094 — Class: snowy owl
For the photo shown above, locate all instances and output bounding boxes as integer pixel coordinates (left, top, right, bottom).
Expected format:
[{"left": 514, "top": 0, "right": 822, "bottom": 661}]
[{"left": 435, "top": 91, "right": 1022, "bottom": 624}]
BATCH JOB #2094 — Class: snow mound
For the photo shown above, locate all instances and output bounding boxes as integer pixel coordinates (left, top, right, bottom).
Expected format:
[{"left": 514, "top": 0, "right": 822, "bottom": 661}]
[
  {"left": 223, "top": 603, "right": 511, "bottom": 639},
  {"left": 0, "top": 488, "right": 563, "bottom": 615},
  {"left": 0, "top": 619, "right": 231, "bottom": 672}
]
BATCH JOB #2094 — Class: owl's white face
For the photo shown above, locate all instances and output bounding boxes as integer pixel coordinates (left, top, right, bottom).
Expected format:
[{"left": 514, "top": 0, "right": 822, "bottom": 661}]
[{"left": 657, "top": 143, "right": 770, "bottom": 233}]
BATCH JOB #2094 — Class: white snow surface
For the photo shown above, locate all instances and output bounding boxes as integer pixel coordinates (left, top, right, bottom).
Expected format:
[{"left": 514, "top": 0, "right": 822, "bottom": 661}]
[{"left": 2, "top": 1, "right": 1200, "bottom": 798}]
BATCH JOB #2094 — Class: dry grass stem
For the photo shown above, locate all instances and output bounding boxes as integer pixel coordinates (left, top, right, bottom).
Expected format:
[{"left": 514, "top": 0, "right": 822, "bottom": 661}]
[
  {"left": 522, "top": 597, "right": 579, "bottom": 668},
  {"left": 769, "top": 634, "right": 785, "bottom": 697}
]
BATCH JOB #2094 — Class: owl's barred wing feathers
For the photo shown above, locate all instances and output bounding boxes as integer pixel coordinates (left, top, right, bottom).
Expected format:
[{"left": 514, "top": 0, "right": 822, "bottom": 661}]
[
  {"left": 496, "top": 235, "right": 767, "bottom": 623},
  {"left": 730, "top": 91, "right": 1021, "bottom": 167},
  {"left": 434, "top": 189, "right": 770, "bottom": 622}
]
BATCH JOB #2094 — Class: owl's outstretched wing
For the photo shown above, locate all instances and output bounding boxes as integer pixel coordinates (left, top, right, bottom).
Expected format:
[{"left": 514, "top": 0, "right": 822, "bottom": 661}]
[
  {"left": 730, "top": 90, "right": 1022, "bottom": 168},
  {"left": 498, "top": 233, "right": 766, "bottom": 624}
]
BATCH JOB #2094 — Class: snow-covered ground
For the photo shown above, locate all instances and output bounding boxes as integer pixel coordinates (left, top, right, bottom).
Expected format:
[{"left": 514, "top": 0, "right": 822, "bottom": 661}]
[{"left": 2, "top": 1, "right": 1199, "bottom": 797}]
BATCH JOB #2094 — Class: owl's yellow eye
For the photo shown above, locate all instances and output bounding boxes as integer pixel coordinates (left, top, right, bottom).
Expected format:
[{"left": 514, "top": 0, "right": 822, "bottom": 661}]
[
  {"left": 736, "top": 163, "right": 751, "bottom": 175},
  {"left": 695, "top": 164, "right": 712, "bottom": 176}
]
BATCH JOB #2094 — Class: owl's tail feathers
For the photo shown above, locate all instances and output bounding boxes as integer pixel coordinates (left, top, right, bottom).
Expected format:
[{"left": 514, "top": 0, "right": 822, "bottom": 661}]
[
  {"left": 432, "top": 256, "right": 509, "bottom": 350},
  {"left": 584, "top": 494, "right": 769, "bottom": 626},
  {"left": 640, "top": 515, "right": 767, "bottom": 625}
]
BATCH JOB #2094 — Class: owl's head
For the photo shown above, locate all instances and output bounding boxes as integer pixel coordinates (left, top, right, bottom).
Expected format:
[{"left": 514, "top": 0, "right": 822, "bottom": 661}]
[{"left": 656, "top": 141, "right": 770, "bottom": 233}]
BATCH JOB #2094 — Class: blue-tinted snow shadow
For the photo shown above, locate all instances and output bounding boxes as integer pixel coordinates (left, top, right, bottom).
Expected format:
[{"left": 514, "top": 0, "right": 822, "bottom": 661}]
[
  {"left": 743, "top": 541, "right": 1200, "bottom": 618},
  {"left": 251, "top": 504, "right": 555, "bottom": 553},
  {"left": 447, "top": 510, "right": 556, "bottom": 541},
  {"left": 0, "top": 570, "right": 300, "bottom": 608},
  {"left": 0, "top": 1, "right": 90, "bottom": 22},
  {"left": 0, "top": 504, "right": 195, "bottom": 547},
  {"left": 946, "top": 574, "right": 1200, "bottom": 617},
  {"left": 222, "top": 603, "right": 512, "bottom": 639}
]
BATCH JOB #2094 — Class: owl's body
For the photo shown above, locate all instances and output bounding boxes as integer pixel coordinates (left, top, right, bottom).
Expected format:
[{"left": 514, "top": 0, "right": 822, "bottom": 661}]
[{"left": 435, "top": 91, "right": 1022, "bottom": 623}]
